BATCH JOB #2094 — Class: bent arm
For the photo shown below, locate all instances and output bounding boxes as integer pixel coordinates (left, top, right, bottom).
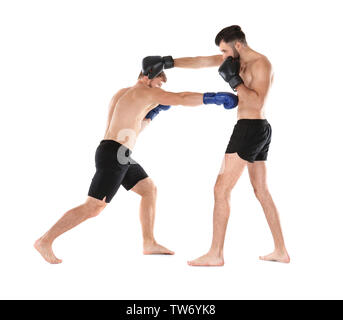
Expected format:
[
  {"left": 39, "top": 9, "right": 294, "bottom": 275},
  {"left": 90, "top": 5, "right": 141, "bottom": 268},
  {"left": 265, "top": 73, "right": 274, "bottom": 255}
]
[
  {"left": 174, "top": 55, "right": 222, "bottom": 69},
  {"left": 149, "top": 88, "right": 203, "bottom": 106}
]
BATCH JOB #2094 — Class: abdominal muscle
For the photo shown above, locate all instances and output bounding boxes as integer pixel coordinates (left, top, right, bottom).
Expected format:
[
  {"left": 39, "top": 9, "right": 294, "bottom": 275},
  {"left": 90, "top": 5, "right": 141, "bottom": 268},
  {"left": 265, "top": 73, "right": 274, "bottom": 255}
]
[{"left": 237, "top": 104, "right": 266, "bottom": 120}]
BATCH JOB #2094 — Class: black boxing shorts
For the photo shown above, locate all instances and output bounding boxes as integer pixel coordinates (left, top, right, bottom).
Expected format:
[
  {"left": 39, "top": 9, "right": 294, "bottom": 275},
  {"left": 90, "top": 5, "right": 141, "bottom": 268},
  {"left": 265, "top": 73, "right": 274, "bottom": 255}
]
[
  {"left": 225, "top": 119, "right": 272, "bottom": 163},
  {"left": 88, "top": 140, "right": 148, "bottom": 203}
]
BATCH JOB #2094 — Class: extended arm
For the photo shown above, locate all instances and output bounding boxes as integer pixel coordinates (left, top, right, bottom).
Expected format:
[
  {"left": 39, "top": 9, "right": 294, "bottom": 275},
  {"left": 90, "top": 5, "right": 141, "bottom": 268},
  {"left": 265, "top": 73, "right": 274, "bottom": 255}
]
[
  {"left": 149, "top": 88, "right": 203, "bottom": 107},
  {"left": 141, "top": 55, "right": 223, "bottom": 78},
  {"left": 148, "top": 88, "right": 238, "bottom": 109},
  {"left": 174, "top": 55, "right": 223, "bottom": 69}
]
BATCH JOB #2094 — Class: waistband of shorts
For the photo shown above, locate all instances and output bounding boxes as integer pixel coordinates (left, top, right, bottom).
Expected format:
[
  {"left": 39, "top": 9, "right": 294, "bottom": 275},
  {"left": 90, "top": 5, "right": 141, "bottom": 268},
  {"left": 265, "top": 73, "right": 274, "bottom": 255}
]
[
  {"left": 99, "top": 139, "right": 132, "bottom": 154},
  {"left": 236, "top": 119, "right": 269, "bottom": 126}
]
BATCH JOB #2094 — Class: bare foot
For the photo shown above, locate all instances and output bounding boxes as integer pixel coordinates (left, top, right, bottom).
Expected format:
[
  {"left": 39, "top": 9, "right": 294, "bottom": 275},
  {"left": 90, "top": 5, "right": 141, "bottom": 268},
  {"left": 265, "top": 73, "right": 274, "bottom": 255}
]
[
  {"left": 187, "top": 253, "right": 224, "bottom": 267},
  {"left": 143, "top": 242, "right": 174, "bottom": 255},
  {"left": 34, "top": 238, "right": 62, "bottom": 264},
  {"left": 259, "top": 250, "right": 290, "bottom": 264}
]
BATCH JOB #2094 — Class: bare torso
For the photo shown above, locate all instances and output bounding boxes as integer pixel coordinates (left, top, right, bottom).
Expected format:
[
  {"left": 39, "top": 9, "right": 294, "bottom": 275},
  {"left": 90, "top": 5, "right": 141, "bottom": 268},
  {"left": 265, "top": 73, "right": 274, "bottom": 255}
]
[
  {"left": 104, "top": 84, "right": 158, "bottom": 150},
  {"left": 237, "top": 53, "right": 273, "bottom": 120}
]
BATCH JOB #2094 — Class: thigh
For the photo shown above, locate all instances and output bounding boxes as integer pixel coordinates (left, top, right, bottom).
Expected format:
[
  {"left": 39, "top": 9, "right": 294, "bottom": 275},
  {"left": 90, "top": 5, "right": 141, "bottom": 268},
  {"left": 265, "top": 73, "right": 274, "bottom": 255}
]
[
  {"left": 88, "top": 166, "right": 129, "bottom": 203},
  {"left": 216, "top": 153, "right": 247, "bottom": 189},
  {"left": 130, "top": 177, "right": 154, "bottom": 196},
  {"left": 121, "top": 162, "right": 149, "bottom": 191},
  {"left": 85, "top": 195, "right": 107, "bottom": 209},
  {"left": 255, "top": 124, "right": 272, "bottom": 161},
  {"left": 247, "top": 161, "right": 268, "bottom": 190}
]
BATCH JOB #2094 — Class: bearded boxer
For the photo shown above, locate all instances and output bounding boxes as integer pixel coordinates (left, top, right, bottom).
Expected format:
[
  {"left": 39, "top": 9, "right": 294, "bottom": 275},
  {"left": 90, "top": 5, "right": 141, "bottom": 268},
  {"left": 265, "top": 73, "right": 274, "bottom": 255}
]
[
  {"left": 143, "top": 25, "right": 290, "bottom": 265},
  {"left": 34, "top": 67, "right": 238, "bottom": 264}
]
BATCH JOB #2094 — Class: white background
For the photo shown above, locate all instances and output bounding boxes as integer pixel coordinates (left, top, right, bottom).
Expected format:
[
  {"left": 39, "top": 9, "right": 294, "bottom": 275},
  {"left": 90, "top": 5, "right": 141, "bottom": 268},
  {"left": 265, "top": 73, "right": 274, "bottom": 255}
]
[{"left": 0, "top": 0, "right": 342, "bottom": 299}]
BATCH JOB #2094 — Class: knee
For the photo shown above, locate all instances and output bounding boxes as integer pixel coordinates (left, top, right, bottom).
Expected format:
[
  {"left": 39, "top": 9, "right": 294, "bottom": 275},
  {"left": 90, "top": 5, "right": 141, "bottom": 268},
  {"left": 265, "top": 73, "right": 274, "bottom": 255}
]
[
  {"left": 214, "top": 182, "right": 232, "bottom": 200},
  {"left": 88, "top": 206, "right": 104, "bottom": 218},
  {"left": 141, "top": 180, "right": 157, "bottom": 198},
  {"left": 84, "top": 199, "right": 106, "bottom": 218},
  {"left": 253, "top": 186, "right": 269, "bottom": 201}
]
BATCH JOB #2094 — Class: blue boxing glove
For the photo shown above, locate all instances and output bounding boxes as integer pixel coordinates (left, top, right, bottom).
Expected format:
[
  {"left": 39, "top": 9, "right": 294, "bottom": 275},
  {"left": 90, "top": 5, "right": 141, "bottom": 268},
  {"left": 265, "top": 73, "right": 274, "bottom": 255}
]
[
  {"left": 203, "top": 92, "right": 238, "bottom": 110},
  {"left": 145, "top": 104, "right": 171, "bottom": 120}
]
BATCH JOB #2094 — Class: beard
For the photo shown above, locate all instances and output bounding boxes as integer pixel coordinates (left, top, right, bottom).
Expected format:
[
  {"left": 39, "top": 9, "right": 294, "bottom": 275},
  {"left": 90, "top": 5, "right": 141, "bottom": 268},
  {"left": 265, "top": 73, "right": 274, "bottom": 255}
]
[
  {"left": 229, "top": 43, "right": 240, "bottom": 59},
  {"left": 232, "top": 47, "right": 240, "bottom": 59}
]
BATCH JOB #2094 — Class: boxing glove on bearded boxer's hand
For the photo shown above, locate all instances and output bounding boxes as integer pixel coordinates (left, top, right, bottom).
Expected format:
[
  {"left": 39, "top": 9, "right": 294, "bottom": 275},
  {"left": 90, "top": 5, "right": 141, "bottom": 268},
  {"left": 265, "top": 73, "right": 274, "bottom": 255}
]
[
  {"left": 142, "top": 56, "right": 174, "bottom": 79},
  {"left": 218, "top": 57, "right": 244, "bottom": 91},
  {"left": 203, "top": 92, "right": 238, "bottom": 109},
  {"left": 145, "top": 104, "right": 171, "bottom": 121}
]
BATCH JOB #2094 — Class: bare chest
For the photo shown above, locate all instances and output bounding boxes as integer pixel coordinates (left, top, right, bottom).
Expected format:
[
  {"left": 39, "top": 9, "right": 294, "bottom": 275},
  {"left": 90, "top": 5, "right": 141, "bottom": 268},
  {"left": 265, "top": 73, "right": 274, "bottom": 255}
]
[{"left": 239, "top": 64, "right": 253, "bottom": 88}]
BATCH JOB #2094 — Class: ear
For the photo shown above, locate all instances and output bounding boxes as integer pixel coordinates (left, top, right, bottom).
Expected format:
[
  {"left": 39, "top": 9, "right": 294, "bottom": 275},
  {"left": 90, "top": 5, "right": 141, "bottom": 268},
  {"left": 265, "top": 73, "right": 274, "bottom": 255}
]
[{"left": 235, "top": 41, "right": 241, "bottom": 50}]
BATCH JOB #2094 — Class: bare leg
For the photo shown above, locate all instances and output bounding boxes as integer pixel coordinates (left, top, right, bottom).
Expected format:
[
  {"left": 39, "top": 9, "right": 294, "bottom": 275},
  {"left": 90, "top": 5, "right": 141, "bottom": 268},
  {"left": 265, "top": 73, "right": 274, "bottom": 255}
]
[
  {"left": 131, "top": 178, "right": 174, "bottom": 255},
  {"left": 188, "top": 153, "right": 247, "bottom": 266},
  {"left": 248, "top": 161, "right": 290, "bottom": 263},
  {"left": 34, "top": 196, "right": 107, "bottom": 264}
]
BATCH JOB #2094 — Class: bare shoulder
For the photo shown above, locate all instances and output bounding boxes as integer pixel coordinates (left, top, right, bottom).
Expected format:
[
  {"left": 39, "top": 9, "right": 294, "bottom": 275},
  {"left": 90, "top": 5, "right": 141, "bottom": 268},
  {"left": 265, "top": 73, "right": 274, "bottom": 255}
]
[
  {"left": 138, "top": 86, "right": 178, "bottom": 106},
  {"left": 108, "top": 87, "right": 132, "bottom": 108},
  {"left": 138, "top": 86, "right": 164, "bottom": 99},
  {"left": 252, "top": 55, "right": 272, "bottom": 73},
  {"left": 120, "top": 85, "right": 160, "bottom": 106},
  {"left": 114, "top": 86, "right": 131, "bottom": 97},
  {"left": 127, "top": 85, "right": 154, "bottom": 100}
]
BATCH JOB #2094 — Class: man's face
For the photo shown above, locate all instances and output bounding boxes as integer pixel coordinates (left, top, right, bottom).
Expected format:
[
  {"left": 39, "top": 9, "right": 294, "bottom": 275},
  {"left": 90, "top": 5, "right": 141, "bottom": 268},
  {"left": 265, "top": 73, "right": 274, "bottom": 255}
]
[
  {"left": 149, "top": 76, "right": 164, "bottom": 88},
  {"left": 219, "top": 41, "right": 239, "bottom": 60}
]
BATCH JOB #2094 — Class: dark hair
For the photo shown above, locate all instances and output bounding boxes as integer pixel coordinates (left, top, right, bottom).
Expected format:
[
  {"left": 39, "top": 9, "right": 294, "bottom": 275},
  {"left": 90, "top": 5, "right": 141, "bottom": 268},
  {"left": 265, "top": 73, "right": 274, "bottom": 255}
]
[
  {"left": 215, "top": 25, "right": 247, "bottom": 46},
  {"left": 138, "top": 71, "right": 167, "bottom": 82}
]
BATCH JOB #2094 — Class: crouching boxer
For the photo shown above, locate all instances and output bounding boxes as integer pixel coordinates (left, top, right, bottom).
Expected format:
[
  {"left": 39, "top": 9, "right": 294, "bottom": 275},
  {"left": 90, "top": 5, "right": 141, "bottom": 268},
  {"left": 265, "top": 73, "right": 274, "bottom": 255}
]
[{"left": 34, "top": 65, "right": 238, "bottom": 264}]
